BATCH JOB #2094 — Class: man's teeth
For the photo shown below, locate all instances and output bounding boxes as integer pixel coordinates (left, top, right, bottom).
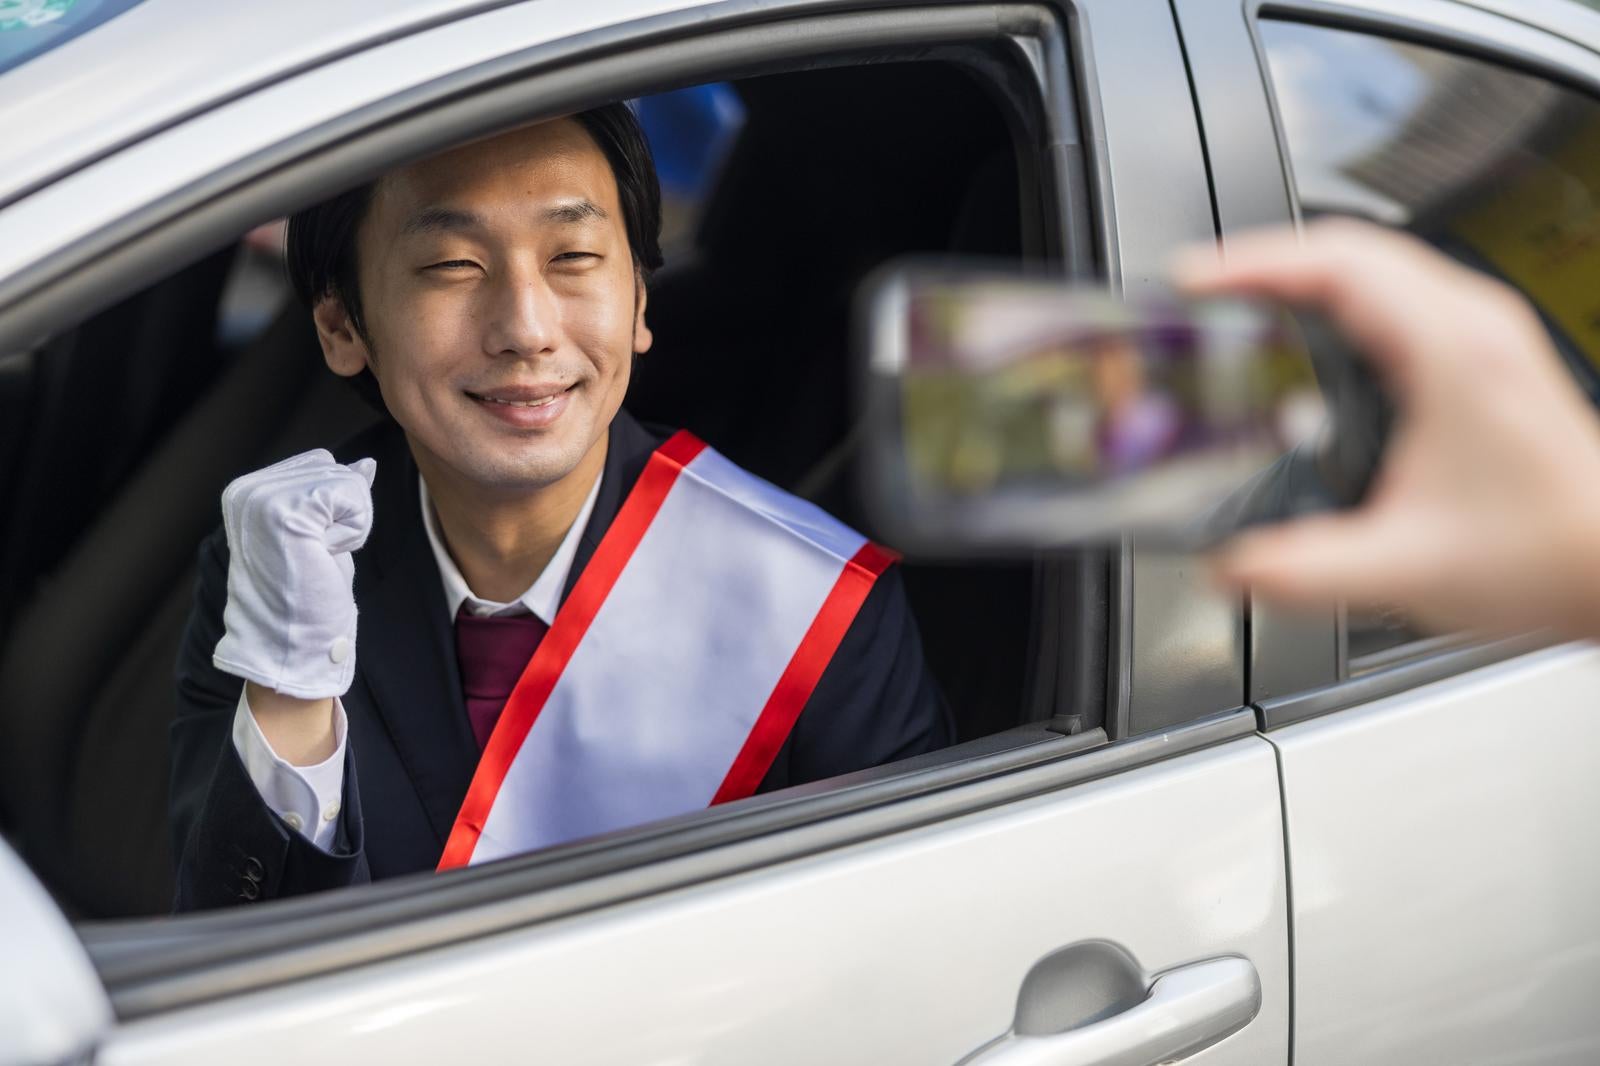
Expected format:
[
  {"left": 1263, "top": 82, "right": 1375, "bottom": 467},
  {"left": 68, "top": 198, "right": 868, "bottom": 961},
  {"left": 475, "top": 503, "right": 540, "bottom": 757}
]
[{"left": 480, "top": 394, "right": 560, "bottom": 408}]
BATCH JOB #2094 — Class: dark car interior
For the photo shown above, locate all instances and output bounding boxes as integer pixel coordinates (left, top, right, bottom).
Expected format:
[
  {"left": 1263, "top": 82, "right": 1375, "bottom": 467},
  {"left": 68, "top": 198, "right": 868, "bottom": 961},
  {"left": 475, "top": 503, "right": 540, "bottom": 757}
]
[{"left": 0, "top": 59, "right": 1066, "bottom": 919}]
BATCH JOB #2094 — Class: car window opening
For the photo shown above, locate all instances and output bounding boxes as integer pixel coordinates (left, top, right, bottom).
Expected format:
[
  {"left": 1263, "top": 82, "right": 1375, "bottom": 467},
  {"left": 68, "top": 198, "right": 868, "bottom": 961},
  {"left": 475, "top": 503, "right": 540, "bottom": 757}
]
[{"left": 0, "top": 56, "right": 1101, "bottom": 923}]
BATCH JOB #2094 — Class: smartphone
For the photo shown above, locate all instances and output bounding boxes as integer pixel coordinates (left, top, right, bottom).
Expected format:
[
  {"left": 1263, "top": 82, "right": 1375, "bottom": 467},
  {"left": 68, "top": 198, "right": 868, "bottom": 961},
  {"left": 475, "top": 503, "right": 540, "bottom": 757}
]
[{"left": 856, "top": 265, "right": 1381, "bottom": 552}]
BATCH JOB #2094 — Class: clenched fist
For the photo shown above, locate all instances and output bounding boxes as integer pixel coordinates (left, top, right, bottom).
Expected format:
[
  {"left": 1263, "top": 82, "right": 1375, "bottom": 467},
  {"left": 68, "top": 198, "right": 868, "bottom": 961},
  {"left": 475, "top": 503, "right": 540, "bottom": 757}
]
[{"left": 212, "top": 450, "right": 378, "bottom": 699}]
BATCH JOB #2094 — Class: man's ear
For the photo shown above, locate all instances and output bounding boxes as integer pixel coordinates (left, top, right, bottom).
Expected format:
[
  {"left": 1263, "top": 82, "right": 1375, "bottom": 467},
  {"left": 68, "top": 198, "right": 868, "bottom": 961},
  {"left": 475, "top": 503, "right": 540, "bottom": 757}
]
[
  {"left": 632, "top": 275, "right": 653, "bottom": 355},
  {"left": 312, "top": 294, "right": 374, "bottom": 378}
]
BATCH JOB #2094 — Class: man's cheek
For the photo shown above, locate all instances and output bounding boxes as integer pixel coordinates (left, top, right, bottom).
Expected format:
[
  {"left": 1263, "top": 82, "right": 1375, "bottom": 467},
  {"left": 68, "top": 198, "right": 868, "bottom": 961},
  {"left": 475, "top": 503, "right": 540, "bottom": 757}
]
[
  {"left": 403, "top": 321, "right": 476, "bottom": 382},
  {"left": 568, "top": 300, "right": 633, "bottom": 363}
]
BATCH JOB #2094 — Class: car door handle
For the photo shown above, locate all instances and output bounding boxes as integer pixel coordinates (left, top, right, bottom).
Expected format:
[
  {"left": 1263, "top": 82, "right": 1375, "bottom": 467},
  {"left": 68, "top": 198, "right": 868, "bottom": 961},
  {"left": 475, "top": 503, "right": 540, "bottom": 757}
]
[{"left": 957, "top": 955, "right": 1262, "bottom": 1066}]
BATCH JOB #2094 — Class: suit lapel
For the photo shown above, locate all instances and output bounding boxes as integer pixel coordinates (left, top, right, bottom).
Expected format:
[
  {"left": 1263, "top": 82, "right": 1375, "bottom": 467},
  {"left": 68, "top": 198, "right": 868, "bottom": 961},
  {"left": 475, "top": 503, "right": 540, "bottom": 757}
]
[{"left": 350, "top": 427, "right": 480, "bottom": 846}]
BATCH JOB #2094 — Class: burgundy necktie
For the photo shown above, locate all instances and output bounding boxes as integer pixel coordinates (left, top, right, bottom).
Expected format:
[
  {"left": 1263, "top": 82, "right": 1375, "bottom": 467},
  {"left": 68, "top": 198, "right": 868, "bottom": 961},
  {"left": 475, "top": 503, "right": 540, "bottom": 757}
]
[{"left": 454, "top": 606, "right": 548, "bottom": 751}]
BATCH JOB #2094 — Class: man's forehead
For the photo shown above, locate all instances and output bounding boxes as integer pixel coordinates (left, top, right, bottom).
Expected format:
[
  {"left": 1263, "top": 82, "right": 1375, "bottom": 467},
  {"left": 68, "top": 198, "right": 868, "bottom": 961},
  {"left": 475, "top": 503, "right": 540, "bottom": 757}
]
[{"left": 373, "top": 118, "right": 619, "bottom": 223}]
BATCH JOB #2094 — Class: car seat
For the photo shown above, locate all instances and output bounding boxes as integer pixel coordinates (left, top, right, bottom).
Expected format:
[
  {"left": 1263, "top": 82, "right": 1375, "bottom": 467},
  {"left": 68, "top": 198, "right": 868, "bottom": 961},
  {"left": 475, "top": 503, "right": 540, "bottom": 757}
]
[
  {"left": 0, "top": 250, "right": 235, "bottom": 638},
  {"left": 628, "top": 62, "right": 1044, "bottom": 741},
  {"left": 0, "top": 299, "right": 378, "bottom": 917}
]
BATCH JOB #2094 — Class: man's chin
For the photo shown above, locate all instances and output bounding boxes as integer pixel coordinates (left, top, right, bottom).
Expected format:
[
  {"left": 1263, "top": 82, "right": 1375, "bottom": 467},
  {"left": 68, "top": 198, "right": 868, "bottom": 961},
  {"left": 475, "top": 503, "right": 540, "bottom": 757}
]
[
  {"left": 442, "top": 436, "right": 598, "bottom": 493},
  {"left": 406, "top": 411, "right": 605, "bottom": 498},
  {"left": 456, "top": 459, "right": 583, "bottom": 494}
]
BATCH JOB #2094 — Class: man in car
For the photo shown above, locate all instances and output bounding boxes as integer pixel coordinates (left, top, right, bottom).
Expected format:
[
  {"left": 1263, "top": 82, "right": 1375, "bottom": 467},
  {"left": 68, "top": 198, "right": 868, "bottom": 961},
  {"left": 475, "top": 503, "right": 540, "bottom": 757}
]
[{"left": 169, "top": 103, "right": 951, "bottom": 909}]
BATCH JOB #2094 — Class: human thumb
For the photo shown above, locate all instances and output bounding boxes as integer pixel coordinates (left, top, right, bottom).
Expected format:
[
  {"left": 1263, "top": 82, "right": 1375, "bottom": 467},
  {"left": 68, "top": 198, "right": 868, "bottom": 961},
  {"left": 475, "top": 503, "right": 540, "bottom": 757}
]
[
  {"left": 1209, "top": 511, "right": 1407, "bottom": 611},
  {"left": 349, "top": 456, "right": 378, "bottom": 488}
]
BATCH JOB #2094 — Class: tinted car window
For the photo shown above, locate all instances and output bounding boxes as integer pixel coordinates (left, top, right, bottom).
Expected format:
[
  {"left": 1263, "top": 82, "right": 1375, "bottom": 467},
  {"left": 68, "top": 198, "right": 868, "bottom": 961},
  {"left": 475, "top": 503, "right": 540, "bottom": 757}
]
[{"left": 1261, "top": 20, "right": 1600, "bottom": 661}]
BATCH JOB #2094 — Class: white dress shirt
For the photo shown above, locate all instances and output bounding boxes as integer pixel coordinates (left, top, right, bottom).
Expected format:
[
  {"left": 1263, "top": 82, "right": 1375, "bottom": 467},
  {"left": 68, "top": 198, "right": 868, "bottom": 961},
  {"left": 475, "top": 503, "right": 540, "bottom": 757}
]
[{"left": 228, "top": 469, "right": 603, "bottom": 851}]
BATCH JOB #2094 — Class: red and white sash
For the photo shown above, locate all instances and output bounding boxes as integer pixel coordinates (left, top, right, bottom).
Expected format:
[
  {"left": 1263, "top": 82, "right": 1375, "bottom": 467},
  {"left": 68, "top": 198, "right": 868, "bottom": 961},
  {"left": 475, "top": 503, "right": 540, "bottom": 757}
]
[{"left": 437, "top": 431, "right": 896, "bottom": 869}]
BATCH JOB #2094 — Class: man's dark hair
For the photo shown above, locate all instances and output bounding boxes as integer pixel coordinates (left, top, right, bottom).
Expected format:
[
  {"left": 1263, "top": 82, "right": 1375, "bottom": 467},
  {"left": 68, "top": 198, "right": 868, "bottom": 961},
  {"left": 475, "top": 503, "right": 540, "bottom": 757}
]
[{"left": 284, "top": 103, "right": 663, "bottom": 408}]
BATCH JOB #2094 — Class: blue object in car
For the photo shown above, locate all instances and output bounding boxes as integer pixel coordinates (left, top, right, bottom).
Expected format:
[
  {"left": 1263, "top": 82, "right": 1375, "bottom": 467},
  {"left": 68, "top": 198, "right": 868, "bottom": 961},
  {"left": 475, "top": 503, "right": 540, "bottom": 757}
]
[{"left": 632, "top": 82, "right": 745, "bottom": 201}]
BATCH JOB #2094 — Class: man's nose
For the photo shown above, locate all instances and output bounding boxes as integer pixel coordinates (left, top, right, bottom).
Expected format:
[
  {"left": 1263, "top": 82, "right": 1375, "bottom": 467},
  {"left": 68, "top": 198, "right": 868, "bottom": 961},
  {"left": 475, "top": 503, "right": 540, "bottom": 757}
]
[{"left": 482, "top": 271, "right": 558, "bottom": 359}]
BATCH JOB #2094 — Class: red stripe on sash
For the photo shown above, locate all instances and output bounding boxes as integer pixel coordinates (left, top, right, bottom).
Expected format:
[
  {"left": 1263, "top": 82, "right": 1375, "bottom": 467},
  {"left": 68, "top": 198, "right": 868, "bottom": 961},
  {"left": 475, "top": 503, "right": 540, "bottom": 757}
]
[
  {"left": 709, "top": 541, "right": 900, "bottom": 806},
  {"left": 437, "top": 430, "right": 708, "bottom": 871}
]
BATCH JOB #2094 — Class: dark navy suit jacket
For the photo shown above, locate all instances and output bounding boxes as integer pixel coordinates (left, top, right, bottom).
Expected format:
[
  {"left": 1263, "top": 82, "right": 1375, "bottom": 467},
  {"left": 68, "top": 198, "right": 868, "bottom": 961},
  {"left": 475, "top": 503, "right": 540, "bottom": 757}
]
[{"left": 170, "top": 411, "right": 951, "bottom": 910}]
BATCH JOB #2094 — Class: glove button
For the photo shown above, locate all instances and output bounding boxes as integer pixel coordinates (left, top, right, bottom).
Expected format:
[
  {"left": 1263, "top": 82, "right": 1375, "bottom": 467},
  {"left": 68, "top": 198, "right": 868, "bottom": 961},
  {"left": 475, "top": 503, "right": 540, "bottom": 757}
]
[{"left": 329, "top": 636, "right": 352, "bottom": 664}]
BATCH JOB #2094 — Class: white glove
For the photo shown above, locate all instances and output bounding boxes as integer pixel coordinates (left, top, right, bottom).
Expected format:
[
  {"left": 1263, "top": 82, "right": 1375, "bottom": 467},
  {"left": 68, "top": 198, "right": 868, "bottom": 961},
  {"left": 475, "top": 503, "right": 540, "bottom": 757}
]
[{"left": 212, "top": 450, "right": 378, "bottom": 700}]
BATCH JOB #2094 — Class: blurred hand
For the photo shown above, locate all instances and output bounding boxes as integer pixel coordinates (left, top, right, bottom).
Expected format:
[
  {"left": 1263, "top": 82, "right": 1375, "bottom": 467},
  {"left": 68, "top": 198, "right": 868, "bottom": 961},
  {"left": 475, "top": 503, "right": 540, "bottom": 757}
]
[{"left": 1175, "top": 219, "right": 1600, "bottom": 641}]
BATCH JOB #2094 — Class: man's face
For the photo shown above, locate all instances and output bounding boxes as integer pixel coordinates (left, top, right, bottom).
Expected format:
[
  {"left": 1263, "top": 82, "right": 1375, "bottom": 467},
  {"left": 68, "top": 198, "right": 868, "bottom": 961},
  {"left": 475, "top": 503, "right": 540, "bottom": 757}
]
[{"left": 318, "top": 118, "right": 651, "bottom": 494}]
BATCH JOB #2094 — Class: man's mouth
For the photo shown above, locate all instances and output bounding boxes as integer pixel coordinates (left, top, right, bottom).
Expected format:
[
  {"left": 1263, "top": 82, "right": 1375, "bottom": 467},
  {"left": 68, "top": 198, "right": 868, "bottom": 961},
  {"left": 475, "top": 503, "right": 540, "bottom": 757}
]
[
  {"left": 465, "top": 383, "right": 576, "bottom": 404},
  {"left": 471, "top": 393, "right": 564, "bottom": 409},
  {"left": 464, "top": 384, "right": 577, "bottom": 426}
]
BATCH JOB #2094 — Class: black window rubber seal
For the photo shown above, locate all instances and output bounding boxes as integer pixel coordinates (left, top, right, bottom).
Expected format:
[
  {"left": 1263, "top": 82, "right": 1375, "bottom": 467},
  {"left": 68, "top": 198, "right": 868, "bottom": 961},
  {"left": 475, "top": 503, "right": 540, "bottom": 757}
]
[{"left": 1255, "top": 633, "right": 1554, "bottom": 731}]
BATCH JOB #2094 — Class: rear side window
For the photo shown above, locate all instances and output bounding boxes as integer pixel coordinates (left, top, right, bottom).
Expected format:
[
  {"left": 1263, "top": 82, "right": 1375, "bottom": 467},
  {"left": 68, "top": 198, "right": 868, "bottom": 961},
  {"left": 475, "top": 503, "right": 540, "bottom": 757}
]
[{"left": 1259, "top": 19, "right": 1600, "bottom": 663}]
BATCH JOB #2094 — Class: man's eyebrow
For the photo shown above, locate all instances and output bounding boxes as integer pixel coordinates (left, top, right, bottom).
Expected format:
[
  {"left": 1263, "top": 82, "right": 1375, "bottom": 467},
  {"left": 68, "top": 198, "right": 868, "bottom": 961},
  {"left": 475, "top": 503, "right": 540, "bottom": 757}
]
[
  {"left": 400, "top": 206, "right": 486, "bottom": 236},
  {"left": 543, "top": 199, "right": 609, "bottom": 224}
]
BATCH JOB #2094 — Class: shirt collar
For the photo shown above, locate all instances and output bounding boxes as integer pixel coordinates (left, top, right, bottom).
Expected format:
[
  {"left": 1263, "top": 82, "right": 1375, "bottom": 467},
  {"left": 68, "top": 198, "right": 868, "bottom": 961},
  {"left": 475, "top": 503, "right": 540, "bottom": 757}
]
[{"left": 419, "top": 469, "right": 602, "bottom": 624}]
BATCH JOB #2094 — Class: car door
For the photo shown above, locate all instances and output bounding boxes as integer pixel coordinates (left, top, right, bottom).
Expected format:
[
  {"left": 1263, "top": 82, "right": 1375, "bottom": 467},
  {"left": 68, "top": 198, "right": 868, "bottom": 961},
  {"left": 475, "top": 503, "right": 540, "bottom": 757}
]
[
  {"left": 1177, "top": 0, "right": 1600, "bottom": 1061},
  {"left": 0, "top": 1, "right": 1291, "bottom": 1063}
]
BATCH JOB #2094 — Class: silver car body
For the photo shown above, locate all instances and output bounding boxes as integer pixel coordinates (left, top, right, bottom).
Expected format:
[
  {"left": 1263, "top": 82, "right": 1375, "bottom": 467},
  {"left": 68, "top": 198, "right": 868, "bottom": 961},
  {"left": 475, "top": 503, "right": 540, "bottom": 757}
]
[{"left": 0, "top": 0, "right": 1597, "bottom": 1062}]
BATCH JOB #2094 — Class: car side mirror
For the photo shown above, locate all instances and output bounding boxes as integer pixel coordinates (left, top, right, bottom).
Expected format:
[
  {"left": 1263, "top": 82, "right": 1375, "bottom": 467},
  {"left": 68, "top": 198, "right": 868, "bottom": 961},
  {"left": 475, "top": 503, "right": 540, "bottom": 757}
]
[{"left": 0, "top": 837, "right": 112, "bottom": 1066}]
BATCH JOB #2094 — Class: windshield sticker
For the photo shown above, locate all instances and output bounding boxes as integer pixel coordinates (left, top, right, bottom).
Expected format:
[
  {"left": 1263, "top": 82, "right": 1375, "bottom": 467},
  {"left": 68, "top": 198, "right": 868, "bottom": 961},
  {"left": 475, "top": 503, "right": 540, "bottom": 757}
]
[
  {"left": 0, "top": 0, "right": 144, "bottom": 78},
  {"left": 0, "top": 0, "right": 76, "bottom": 32}
]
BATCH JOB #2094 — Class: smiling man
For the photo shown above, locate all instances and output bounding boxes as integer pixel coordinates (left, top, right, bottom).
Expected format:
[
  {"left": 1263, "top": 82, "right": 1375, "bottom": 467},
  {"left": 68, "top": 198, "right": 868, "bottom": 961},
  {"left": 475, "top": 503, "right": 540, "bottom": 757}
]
[{"left": 168, "top": 105, "right": 950, "bottom": 909}]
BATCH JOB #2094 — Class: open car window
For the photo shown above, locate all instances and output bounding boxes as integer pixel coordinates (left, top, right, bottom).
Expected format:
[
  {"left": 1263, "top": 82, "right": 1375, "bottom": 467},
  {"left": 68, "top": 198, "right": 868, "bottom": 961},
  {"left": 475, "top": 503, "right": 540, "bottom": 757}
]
[{"left": 0, "top": 39, "right": 1101, "bottom": 927}]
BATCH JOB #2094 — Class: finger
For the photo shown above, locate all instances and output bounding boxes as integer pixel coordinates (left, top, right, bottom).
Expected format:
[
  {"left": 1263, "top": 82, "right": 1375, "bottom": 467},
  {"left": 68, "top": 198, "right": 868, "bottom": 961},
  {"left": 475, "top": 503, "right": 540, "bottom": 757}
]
[
  {"left": 1209, "top": 510, "right": 1418, "bottom": 611},
  {"left": 222, "top": 449, "right": 341, "bottom": 512},
  {"left": 316, "top": 471, "right": 377, "bottom": 554},
  {"left": 254, "top": 448, "right": 337, "bottom": 479},
  {"left": 226, "top": 461, "right": 347, "bottom": 543},
  {"left": 1170, "top": 220, "right": 1474, "bottom": 389},
  {"left": 348, "top": 457, "right": 378, "bottom": 488},
  {"left": 1174, "top": 219, "right": 1437, "bottom": 292}
]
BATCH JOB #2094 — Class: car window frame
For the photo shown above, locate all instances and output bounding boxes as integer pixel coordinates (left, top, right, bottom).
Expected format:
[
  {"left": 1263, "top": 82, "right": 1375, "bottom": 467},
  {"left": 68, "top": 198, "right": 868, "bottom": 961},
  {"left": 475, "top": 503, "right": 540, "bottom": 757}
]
[
  {"left": 1231, "top": 0, "right": 1599, "bottom": 720},
  {"left": 0, "top": 0, "right": 1259, "bottom": 1021},
  {"left": 0, "top": 0, "right": 1266, "bottom": 1024}
]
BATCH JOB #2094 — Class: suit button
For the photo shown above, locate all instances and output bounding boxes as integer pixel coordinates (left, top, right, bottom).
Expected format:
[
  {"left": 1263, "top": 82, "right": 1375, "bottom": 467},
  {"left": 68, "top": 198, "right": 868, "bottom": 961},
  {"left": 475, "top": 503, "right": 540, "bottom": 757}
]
[
  {"left": 243, "top": 857, "right": 264, "bottom": 881},
  {"left": 238, "top": 879, "right": 261, "bottom": 901}
]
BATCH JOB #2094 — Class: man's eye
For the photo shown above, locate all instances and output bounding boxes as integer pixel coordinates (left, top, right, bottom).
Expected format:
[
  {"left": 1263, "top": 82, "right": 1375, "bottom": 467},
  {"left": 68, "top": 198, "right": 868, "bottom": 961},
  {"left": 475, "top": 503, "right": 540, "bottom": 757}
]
[
  {"left": 552, "top": 251, "right": 599, "bottom": 264},
  {"left": 425, "top": 260, "right": 479, "bottom": 272}
]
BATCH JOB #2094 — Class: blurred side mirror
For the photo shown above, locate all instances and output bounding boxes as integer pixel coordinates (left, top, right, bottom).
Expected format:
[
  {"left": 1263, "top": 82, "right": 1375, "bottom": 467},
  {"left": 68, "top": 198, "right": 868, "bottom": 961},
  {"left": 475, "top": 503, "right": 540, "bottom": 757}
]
[{"left": 0, "top": 837, "right": 112, "bottom": 1066}]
